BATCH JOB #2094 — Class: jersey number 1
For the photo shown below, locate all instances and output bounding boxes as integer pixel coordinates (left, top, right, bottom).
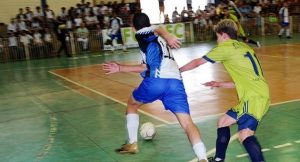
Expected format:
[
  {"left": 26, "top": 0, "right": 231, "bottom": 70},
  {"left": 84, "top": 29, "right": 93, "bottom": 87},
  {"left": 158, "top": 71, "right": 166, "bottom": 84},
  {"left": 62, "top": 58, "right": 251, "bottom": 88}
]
[{"left": 244, "top": 52, "right": 262, "bottom": 76}]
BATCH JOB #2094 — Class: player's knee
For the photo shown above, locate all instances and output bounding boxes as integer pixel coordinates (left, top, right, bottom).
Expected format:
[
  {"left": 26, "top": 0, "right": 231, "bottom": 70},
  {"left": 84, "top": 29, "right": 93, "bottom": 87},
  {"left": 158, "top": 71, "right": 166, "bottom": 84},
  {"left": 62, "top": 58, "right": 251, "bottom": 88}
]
[
  {"left": 238, "top": 129, "right": 254, "bottom": 142},
  {"left": 217, "top": 117, "right": 230, "bottom": 128}
]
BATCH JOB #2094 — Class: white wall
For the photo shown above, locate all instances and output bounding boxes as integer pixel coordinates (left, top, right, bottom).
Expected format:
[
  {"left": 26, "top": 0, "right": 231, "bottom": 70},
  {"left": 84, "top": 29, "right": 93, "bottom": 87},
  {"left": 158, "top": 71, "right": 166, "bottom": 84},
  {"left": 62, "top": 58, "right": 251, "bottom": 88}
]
[{"left": 140, "top": 0, "right": 208, "bottom": 24}]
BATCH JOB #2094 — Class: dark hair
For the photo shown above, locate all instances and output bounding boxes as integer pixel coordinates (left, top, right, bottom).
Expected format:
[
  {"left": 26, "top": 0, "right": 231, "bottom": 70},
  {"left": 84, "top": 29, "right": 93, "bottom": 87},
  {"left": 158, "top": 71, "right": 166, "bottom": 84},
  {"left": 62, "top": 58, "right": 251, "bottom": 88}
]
[
  {"left": 214, "top": 19, "right": 238, "bottom": 39},
  {"left": 132, "top": 13, "right": 151, "bottom": 30}
]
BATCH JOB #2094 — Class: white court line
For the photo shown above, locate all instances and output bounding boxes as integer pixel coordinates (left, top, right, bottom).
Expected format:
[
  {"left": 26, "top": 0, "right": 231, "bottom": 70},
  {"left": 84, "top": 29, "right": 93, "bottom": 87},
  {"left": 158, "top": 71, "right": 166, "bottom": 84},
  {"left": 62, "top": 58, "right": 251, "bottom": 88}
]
[
  {"left": 49, "top": 71, "right": 172, "bottom": 124},
  {"left": 274, "top": 143, "right": 292, "bottom": 149},
  {"left": 262, "top": 148, "right": 271, "bottom": 152},
  {"left": 236, "top": 153, "right": 248, "bottom": 158},
  {"left": 295, "top": 140, "right": 300, "bottom": 143}
]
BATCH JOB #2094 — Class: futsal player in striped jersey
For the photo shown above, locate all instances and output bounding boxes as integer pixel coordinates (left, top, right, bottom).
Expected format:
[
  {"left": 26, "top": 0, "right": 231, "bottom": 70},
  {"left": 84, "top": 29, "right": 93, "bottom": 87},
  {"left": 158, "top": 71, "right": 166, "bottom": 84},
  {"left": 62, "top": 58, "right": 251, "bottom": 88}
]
[
  {"left": 180, "top": 19, "right": 270, "bottom": 162},
  {"left": 103, "top": 13, "right": 208, "bottom": 162}
]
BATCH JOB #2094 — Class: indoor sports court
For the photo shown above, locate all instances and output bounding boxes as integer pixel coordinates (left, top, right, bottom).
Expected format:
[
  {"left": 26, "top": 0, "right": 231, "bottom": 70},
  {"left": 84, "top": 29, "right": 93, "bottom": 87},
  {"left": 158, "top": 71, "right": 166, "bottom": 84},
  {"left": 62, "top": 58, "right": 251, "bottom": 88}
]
[
  {"left": 0, "top": 0, "right": 300, "bottom": 162},
  {"left": 1, "top": 36, "right": 300, "bottom": 162}
]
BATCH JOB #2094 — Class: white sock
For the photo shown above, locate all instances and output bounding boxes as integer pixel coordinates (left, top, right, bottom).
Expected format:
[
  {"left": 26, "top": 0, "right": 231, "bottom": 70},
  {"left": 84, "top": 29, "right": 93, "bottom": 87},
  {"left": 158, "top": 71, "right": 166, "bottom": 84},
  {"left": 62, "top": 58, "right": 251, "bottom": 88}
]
[
  {"left": 286, "top": 29, "right": 290, "bottom": 36},
  {"left": 278, "top": 29, "right": 284, "bottom": 35},
  {"left": 126, "top": 114, "right": 139, "bottom": 144},
  {"left": 193, "top": 141, "right": 208, "bottom": 161}
]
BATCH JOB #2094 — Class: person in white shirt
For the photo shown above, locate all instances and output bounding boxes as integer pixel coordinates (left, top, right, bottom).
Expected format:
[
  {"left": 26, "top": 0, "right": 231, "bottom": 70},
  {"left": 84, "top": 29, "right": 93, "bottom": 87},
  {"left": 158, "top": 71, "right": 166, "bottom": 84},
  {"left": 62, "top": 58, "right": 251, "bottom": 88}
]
[
  {"left": 8, "top": 32, "right": 20, "bottom": 59},
  {"left": 33, "top": 28, "right": 43, "bottom": 45},
  {"left": 25, "top": 7, "right": 33, "bottom": 22},
  {"left": 74, "top": 14, "right": 83, "bottom": 28},
  {"left": 278, "top": 2, "right": 291, "bottom": 38},
  {"left": 7, "top": 19, "right": 17, "bottom": 33},
  {"left": 76, "top": 23, "right": 89, "bottom": 51},
  {"left": 17, "top": 18, "right": 27, "bottom": 32},
  {"left": 20, "top": 31, "right": 33, "bottom": 46}
]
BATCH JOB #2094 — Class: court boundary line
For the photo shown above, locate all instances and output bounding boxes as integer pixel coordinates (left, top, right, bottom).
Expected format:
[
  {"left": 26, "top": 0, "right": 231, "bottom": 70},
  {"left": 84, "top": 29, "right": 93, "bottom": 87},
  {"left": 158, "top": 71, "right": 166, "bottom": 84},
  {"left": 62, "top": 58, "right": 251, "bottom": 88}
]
[{"left": 48, "top": 71, "right": 172, "bottom": 124}]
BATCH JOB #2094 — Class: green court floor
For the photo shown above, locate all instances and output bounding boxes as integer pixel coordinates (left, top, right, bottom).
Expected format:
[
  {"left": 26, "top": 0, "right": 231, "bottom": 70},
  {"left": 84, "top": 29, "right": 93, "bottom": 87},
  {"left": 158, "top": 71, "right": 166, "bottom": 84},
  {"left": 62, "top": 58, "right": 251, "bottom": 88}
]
[{"left": 0, "top": 35, "right": 300, "bottom": 162}]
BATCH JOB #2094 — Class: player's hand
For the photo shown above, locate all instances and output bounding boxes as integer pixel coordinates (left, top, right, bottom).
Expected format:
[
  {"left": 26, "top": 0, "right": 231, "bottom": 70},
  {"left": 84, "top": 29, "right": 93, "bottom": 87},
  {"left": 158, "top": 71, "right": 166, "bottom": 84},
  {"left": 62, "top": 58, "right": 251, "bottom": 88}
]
[
  {"left": 202, "top": 81, "right": 221, "bottom": 88},
  {"left": 102, "top": 62, "right": 120, "bottom": 74},
  {"left": 166, "top": 35, "right": 181, "bottom": 49}
]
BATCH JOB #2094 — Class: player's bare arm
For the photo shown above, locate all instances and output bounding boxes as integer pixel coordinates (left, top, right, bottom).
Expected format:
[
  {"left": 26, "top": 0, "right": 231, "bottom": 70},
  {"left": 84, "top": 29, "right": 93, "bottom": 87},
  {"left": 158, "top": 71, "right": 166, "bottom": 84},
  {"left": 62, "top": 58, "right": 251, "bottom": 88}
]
[
  {"left": 202, "top": 81, "right": 235, "bottom": 88},
  {"left": 179, "top": 58, "right": 207, "bottom": 72},
  {"left": 102, "top": 62, "right": 146, "bottom": 74},
  {"left": 155, "top": 26, "right": 181, "bottom": 49}
]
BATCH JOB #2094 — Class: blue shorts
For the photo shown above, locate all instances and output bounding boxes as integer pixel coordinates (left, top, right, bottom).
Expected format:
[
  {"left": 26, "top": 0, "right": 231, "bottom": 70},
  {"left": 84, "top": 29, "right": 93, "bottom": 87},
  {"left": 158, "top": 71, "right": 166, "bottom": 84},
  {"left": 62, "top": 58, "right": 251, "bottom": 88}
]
[
  {"left": 226, "top": 109, "right": 259, "bottom": 131},
  {"left": 111, "top": 30, "right": 122, "bottom": 41},
  {"left": 281, "top": 22, "right": 289, "bottom": 27},
  {"left": 133, "top": 78, "right": 190, "bottom": 114}
]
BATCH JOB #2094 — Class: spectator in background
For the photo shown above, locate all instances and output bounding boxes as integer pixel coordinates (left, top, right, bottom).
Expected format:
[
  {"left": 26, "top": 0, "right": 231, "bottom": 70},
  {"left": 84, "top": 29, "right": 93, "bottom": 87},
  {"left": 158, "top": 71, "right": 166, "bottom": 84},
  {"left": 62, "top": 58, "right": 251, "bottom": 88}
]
[
  {"left": 33, "top": 28, "right": 43, "bottom": 45},
  {"left": 187, "top": 0, "right": 192, "bottom": 10},
  {"left": 172, "top": 7, "right": 179, "bottom": 23},
  {"left": 8, "top": 32, "right": 20, "bottom": 59},
  {"left": 181, "top": 7, "right": 189, "bottom": 22},
  {"left": 76, "top": 22, "right": 89, "bottom": 51},
  {"left": 33, "top": 6, "right": 44, "bottom": 22},
  {"left": 74, "top": 13, "right": 83, "bottom": 28},
  {"left": 164, "top": 14, "right": 170, "bottom": 23},
  {"left": 45, "top": 5, "right": 55, "bottom": 22},
  {"left": 60, "top": 7, "right": 68, "bottom": 20},
  {"left": 56, "top": 25, "right": 71, "bottom": 57},
  {"left": 7, "top": 19, "right": 17, "bottom": 33},
  {"left": 31, "top": 18, "right": 42, "bottom": 31},
  {"left": 85, "top": 12, "right": 99, "bottom": 29},
  {"left": 65, "top": 16, "right": 74, "bottom": 32},
  {"left": 25, "top": 7, "right": 33, "bottom": 22},
  {"left": 17, "top": 18, "right": 27, "bottom": 32},
  {"left": 16, "top": 8, "right": 26, "bottom": 21},
  {"left": 20, "top": 30, "right": 32, "bottom": 47},
  {"left": 158, "top": 0, "right": 165, "bottom": 22},
  {"left": 278, "top": 2, "right": 291, "bottom": 38},
  {"left": 109, "top": 11, "right": 127, "bottom": 52}
]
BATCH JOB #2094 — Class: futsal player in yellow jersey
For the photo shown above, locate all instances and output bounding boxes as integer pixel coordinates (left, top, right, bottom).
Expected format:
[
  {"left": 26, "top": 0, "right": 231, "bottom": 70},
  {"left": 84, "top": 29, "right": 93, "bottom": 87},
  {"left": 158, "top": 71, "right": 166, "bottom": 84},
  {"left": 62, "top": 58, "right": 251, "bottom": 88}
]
[
  {"left": 180, "top": 19, "right": 270, "bottom": 162},
  {"left": 222, "top": 7, "right": 261, "bottom": 48}
]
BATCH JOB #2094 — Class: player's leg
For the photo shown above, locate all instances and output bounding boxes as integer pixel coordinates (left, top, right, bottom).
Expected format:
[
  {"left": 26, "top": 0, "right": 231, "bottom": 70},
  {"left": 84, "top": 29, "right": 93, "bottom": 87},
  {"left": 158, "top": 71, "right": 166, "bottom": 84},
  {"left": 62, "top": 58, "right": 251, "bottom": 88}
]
[
  {"left": 209, "top": 112, "right": 237, "bottom": 162},
  {"left": 162, "top": 79, "right": 208, "bottom": 161},
  {"left": 175, "top": 113, "right": 208, "bottom": 162},
  {"left": 116, "top": 95, "right": 143, "bottom": 154},
  {"left": 284, "top": 25, "right": 291, "bottom": 38},
  {"left": 237, "top": 117, "right": 265, "bottom": 162}
]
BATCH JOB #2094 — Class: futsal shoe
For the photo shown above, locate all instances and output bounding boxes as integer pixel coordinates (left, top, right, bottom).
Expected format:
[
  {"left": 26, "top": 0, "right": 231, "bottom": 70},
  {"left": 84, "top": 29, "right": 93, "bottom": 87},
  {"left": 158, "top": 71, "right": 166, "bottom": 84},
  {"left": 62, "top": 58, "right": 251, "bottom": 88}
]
[
  {"left": 115, "top": 142, "right": 139, "bottom": 154},
  {"left": 208, "top": 157, "right": 224, "bottom": 162},
  {"left": 199, "top": 159, "right": 209, "bottom": 162}
]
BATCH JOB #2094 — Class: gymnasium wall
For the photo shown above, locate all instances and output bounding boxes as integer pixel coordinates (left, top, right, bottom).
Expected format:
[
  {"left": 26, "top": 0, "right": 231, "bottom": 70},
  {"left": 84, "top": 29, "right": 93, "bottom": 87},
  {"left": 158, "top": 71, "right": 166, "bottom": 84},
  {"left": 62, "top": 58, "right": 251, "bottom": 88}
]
[{"left": 0, "top": 0, "right": 136, "bottom": 24}]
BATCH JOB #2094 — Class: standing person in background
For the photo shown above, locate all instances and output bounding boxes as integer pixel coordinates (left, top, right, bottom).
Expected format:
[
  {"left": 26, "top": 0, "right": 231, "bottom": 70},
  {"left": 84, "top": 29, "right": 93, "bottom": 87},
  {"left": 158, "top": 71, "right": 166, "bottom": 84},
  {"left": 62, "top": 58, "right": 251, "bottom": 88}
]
[
  {"left": 278, "top": 1, "right": 291, "bottom": 39},
  {"left": 158, "top": 0, "right": 165, "bottom": 23},
  {"left": 103, "top": 13, "right": 208, "bottom": 162},
  {"left": 180, "top": 19, "right": 270, "bottom": 162},
  {"left": 109, "top": 11, "right": 127, "bottom": 52},
  {"left": 222, "top": 7, "right": 261, "bottom": 48},
  {"left": 56, "top": 25, "right": 71, "bottom": 57},
  {"left": 187, "top": 0, "right": 192, "bottom": 9}
]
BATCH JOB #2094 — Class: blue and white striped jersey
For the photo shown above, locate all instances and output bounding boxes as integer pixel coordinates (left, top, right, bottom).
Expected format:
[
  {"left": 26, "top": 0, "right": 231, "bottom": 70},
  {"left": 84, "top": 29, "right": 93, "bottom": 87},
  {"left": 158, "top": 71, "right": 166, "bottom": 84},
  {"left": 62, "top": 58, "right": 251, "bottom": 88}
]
[{"left": 135, "top": 26, "right": 182, "bottom": 80}]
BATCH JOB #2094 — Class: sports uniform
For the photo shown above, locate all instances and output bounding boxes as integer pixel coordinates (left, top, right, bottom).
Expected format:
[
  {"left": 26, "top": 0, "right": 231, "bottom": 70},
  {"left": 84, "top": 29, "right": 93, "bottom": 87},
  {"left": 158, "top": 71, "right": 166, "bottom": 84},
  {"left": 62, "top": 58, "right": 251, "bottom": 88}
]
[
  {"left": 133, "top": 26, "right": 189, "bottom": 114},
  {"left": 203, "top": 39, "right": 270, "bottom": 131}
]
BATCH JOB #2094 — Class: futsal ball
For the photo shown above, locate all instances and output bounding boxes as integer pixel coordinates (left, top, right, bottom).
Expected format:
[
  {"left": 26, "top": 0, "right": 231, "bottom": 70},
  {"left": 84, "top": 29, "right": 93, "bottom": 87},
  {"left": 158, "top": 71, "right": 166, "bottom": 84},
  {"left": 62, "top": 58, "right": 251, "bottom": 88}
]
[{"left": 140, "top": 122, "right": 156, "bottom": 140}]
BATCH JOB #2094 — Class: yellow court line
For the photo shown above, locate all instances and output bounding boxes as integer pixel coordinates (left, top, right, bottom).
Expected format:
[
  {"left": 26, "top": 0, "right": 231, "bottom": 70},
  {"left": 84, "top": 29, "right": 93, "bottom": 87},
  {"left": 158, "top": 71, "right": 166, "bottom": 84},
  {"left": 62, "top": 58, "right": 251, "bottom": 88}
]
[{"left": 49, "top": 71, "right": 172, "bottom": 124}]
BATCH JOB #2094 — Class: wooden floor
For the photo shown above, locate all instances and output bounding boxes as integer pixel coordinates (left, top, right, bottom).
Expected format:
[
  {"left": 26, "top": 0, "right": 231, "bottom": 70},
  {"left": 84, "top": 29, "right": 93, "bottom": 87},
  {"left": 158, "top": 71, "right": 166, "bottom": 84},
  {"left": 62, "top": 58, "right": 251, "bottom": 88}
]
[{"left": 50, "top": 43, "right": 300, "bottom": 124}]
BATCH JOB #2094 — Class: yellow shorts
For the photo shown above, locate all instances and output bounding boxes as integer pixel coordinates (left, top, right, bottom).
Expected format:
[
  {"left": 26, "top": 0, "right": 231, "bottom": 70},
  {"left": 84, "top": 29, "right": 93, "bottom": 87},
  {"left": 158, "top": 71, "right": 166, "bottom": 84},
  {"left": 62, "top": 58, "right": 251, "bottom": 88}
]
[{"left": 232, "top": 97, "right": 270, "bottom": 121}]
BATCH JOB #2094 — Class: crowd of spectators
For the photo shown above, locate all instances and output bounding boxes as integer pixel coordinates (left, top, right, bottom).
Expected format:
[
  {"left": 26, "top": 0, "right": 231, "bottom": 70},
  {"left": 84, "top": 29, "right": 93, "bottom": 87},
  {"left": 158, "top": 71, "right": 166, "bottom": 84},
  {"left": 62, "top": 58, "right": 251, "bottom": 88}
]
[
  {"left": 1, "top": 0, "right": 300, "bottom": 59},
  {"left": 3, "top": 0, "right": 140, "bottom": 56},
  {"left": 166, "top": 0, "right": 299, "bottom": 31}
]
